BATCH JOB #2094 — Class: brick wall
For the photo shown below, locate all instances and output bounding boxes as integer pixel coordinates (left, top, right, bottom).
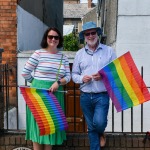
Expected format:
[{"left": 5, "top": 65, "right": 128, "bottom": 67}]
[
  {"left": 0, "top": 133, "right": 150, "bottom": 150},
  {"left": 0, "top": 0, "right": 17, "bottom": 65},
  {"left": 0, "top": 0, "right": 17, "bottom": 106},
  {"left": 0, "top": 134, "right": 33, "bottom": 150}
]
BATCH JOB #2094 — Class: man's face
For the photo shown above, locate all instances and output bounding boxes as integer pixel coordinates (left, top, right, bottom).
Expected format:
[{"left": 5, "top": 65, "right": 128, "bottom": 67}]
[{"left": 84, "top": 29, "right": 98, "bottom": 47}]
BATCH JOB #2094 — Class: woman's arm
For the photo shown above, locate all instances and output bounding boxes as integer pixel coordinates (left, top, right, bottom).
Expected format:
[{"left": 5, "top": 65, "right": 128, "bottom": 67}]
[{"left": 21, "top": 51, "right": 40, "bottom": 83}]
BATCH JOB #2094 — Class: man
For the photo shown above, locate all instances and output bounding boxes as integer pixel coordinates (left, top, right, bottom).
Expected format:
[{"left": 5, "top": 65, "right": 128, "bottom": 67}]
[{"left": 72, "top": 21, "right": 117, "bottom": 150}]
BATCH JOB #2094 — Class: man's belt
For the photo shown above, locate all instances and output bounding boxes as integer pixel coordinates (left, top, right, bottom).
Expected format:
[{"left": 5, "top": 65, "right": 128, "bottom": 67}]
[{"left": 81, "top": 91, "right": 107, "bottom": 94}]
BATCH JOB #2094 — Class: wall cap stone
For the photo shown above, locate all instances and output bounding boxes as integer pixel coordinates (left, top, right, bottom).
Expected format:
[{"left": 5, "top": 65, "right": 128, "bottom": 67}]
[{"left": 17, "top": 51, "right": 77, "bottom": 63}]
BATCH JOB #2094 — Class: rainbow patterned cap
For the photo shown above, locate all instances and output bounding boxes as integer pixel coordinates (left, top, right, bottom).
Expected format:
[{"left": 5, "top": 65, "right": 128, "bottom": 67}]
[{"left": 79, "top": 21, "right": 102, "bottom": 39}]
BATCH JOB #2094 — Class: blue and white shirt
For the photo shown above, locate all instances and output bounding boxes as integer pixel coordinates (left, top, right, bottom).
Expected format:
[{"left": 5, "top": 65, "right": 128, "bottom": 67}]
[{"left": 72, "top": 43, "right": 117, "bottom": 93}]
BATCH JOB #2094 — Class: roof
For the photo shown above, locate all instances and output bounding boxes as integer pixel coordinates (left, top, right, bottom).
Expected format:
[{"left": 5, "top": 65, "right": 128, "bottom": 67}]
[{"left": 63, "top": 3, "right": 95, "bottom": 19}]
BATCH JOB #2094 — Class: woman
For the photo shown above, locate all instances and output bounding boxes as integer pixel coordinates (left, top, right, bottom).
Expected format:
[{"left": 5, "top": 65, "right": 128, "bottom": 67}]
[{"left": 22, "top": 27, "right": 71, "bottom": 150}]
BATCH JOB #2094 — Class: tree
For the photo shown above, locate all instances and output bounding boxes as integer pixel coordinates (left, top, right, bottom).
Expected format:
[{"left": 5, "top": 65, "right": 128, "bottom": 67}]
[{"left": 63, "top": 33, "right": 79, "bottom": 51}]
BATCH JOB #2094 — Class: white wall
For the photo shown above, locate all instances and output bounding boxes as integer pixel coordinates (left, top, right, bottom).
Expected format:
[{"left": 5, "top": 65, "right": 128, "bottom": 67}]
[
  {"left": 17, "top": 52, "right": 32, "bottom": 129},
  {"left": 113, "top": 0, "right": 150, "bottom": 132},
  {"left": 116, "top": 0, "right": 150, "bottom": 86}
]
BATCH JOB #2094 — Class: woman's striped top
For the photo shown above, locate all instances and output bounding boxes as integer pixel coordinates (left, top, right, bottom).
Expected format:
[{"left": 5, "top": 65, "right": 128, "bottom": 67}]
[{"left": 22, "top": 49, "right": 71, "bottom": 83}]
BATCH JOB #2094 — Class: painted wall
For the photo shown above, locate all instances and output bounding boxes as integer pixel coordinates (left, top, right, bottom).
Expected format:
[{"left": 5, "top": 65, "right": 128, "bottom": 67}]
[
  {"left": 97, "top": 0, "right": 150, "bottom": 132},
  {"left": 17, "top": 0, "right": 63, "bottom": 51},
  {"left": 17, "top": 0, "right": 63, "bottom": 129},
  {"left": 113, "top": 0, "right": 150, "bottom": 132}
]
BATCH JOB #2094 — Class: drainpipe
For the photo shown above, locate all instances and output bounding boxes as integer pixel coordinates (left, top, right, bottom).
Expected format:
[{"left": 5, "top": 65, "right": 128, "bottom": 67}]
[
  {"left": 96, "top": 0, "right": 102, "bottom": 27},
  {"left": 0, "top": 48, "right": 4, "bottom": 135},
  {"left": 88, "top": 0, "right": 92, "bottom": 8}
]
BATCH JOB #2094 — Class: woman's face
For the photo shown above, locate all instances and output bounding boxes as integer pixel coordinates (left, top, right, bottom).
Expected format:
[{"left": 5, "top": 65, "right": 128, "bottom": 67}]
[{"left": 47, "top": 30, "right": 60, "bottom": 48}]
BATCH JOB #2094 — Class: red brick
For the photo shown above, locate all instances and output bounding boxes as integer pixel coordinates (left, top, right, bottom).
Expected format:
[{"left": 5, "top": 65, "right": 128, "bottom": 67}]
[
  {"left": 2, "top": 2, "right": 9, "bottom": 5},
  {"left": 0, "top": 6, "right": 11, "bottom": 9}
]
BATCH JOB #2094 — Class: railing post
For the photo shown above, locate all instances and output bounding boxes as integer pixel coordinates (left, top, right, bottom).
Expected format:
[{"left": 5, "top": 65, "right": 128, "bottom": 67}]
[{"left": 0, "top": 48, "right": 4, "bottom": 134}]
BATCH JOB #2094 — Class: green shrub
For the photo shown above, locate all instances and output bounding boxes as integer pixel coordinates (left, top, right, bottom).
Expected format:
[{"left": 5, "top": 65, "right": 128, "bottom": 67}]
[{"left": 63, "top": 33, "right": 79, "bottom": 51}]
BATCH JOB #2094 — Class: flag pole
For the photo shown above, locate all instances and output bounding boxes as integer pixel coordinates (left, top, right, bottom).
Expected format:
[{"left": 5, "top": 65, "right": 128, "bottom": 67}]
[{"left": 19, "top": 85, "right": 68, "bottom": 93}]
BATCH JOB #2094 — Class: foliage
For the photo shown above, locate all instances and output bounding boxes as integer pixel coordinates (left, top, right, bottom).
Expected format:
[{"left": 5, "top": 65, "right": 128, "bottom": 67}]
[{"left": 63, "top": 33, "right": 79, "bottom": 51}]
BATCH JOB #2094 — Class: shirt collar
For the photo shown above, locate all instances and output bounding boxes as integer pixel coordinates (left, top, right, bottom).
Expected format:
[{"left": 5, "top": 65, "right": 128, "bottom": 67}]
[{"left": 85, "top": 41, "right": 103, "bottom": 54}]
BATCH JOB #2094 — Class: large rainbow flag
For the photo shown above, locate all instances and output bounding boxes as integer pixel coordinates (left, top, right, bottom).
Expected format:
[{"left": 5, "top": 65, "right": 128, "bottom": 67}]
[
  {"left": 20, "top": 86, "right": 68, "bottom": 135},
  {"left": 99, "top": 51, "right": 150, "bottom": 112}
]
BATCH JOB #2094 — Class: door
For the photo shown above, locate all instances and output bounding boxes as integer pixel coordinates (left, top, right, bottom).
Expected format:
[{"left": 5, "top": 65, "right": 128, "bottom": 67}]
[{"left": 64, "top": 64, "right": 87, "bottom": 133}]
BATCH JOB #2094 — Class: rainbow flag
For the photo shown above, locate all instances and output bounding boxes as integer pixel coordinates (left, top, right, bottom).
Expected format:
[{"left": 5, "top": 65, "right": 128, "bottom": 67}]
[
  {"left": 99, "top": 51, "right": 150, "bottom": 112},
  {"left": 20, "top": 86, "right": 68, "bottom": 135}
]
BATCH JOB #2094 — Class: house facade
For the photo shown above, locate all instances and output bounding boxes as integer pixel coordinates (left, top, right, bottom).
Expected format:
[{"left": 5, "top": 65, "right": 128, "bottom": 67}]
[{"left": 64, "top": 0, "right": 97, "bottom": 34}]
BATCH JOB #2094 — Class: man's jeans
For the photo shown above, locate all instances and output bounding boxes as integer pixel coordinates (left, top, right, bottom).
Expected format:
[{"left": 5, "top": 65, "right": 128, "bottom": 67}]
[{"left": 80, "top": 92, "right": 109, "bottom": 150}]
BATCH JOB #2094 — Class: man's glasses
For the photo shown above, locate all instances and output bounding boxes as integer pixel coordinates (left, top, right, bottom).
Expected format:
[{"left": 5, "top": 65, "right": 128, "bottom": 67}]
[
  {"left": 84, "top": 31, "right": 97, "bottom": 37},
  {"left": 47, "top": 35, "right": 59, "bottom": 40}
]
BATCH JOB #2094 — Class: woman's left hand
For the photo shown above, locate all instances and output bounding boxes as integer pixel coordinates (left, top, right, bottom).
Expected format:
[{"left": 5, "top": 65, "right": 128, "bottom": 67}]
[{"left": 49, "top": 82, "right": 59, "bottom": 92}]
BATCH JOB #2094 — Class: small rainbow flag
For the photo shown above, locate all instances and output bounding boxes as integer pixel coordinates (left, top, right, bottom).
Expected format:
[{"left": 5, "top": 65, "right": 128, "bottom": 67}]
[
  {"left": 20, "top": 86, "right": 68, "bottom": 135},
  {"left": 99, "top": 51, "right": 150, "bottom": 112}
]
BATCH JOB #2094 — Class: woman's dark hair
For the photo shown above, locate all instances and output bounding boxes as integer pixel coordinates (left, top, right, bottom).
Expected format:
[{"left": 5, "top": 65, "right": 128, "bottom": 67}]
[{"left": 40, "top": 27, "right": 63, "bottom": 48}]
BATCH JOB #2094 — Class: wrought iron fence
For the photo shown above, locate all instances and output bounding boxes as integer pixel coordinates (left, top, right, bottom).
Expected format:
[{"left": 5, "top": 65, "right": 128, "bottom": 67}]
[
  {"left": 0, "top": 64, "right": 19, "bottom": 132},
  {"left": 1, "top": 64, "right": 150, "bottom": 134}
]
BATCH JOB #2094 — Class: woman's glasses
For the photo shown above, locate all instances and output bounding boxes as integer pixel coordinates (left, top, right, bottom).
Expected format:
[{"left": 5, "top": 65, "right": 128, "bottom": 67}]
[
  {"left": 84, "top": 31, "right": 97, "bottom": 37},
  {"left": 47, "top": 35, "right": 59, "bottom": 40}
]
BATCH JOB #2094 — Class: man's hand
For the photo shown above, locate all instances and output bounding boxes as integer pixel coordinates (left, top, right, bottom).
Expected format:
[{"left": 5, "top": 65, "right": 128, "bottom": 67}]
[
  {"left": 92, "top": 72, "right": 101, "bottom": 81},
  {"left": 82, "top": 75, "right": 92, "bottom": 83}
]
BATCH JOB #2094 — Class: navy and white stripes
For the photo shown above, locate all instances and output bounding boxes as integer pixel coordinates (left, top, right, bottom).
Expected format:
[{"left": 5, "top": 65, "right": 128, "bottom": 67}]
[{"left": 22, "top": 49, "right": 71, "bottom": 83}]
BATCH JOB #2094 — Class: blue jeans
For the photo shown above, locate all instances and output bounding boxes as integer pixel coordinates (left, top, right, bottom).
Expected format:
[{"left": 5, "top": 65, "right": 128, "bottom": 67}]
[{"left": 80, "top": 92, "right": 109, "bottom": 150}]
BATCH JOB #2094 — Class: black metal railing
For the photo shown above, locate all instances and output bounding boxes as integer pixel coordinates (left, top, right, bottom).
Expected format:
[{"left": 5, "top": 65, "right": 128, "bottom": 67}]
[
  {"left": 1, "top": 64, "right": 150, "bottom": 134},
  {"left": 0, "top": 64, "right": 19, "bottom": 132}
]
